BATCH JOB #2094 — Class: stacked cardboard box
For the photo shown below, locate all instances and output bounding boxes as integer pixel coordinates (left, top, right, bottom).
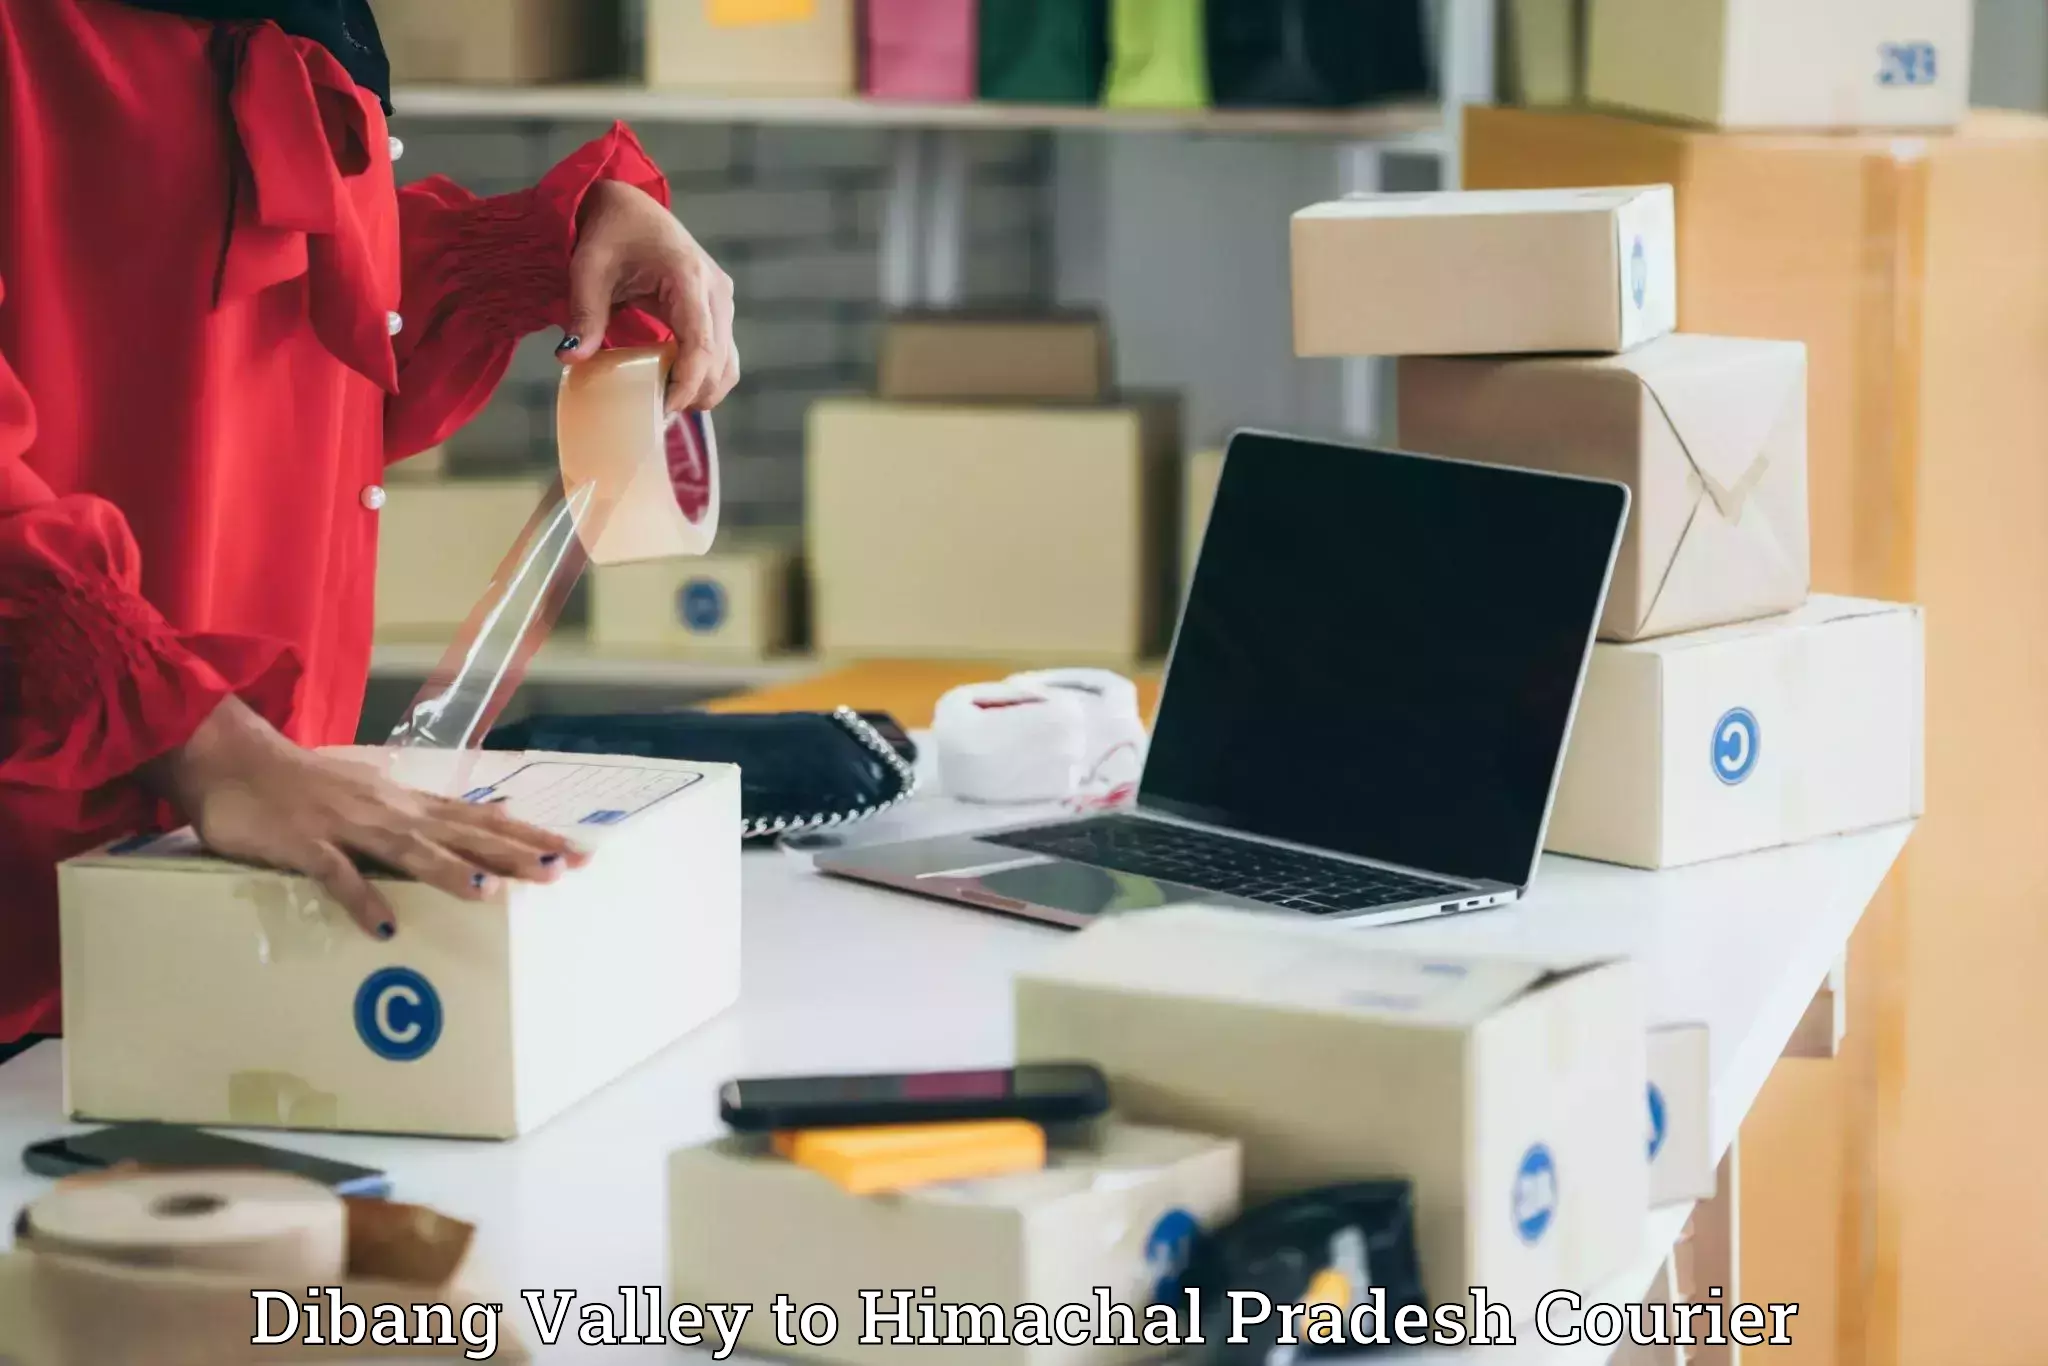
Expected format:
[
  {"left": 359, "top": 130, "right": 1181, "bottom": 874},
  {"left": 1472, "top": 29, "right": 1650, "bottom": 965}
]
[{"left": 1291, "top": 183, "right": 1924, "bottom": 873}]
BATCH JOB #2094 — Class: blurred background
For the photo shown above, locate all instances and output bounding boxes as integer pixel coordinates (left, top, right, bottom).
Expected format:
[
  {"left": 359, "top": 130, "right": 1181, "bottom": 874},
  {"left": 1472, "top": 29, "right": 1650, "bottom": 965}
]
[{"left": 364, "top": 4, "right": 2048, "bottom": 1363}]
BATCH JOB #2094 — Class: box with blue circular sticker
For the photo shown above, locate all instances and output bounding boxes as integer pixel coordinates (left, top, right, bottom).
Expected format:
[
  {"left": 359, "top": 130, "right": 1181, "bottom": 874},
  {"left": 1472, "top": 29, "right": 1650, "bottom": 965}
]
[
  {"left": 589, "top": 539, "right": 797, "bottom": 658},
  {"left": 57, "top": 747, "right": 742, "bottom": 1140}
]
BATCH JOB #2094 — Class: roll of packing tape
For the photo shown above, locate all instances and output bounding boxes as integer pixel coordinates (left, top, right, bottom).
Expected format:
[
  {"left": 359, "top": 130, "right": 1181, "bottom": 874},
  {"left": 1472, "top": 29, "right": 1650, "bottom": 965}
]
[
  {"left": 20, "top": 1171, "right": 349, "bottom": 1282},
  {"left": 1007, "top": 669, "right": 1149, "bottom": 791},
  {"left": 557, "top": 342, "right": 721, "bottom": 565},
  {"left": 935, "top": 681, "right": 1088, "bottom": 805}
]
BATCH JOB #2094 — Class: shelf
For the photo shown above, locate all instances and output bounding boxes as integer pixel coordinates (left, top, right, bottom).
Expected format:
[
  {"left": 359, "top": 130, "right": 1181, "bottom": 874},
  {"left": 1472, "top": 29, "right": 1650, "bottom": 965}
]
[
  {"left": 369, "top": 639, "right": 820, "bottom": 691},
  {"left": 390, "top": 84, "right": 1448, "bottom": 145}
]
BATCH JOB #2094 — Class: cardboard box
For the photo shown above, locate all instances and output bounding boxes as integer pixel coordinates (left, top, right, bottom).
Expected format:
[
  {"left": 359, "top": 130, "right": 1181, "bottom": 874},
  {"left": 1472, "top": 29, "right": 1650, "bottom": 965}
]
[
  {"left": 670, "top": 1122, "right": 1241, "bottom": 1366},
  {"left": 374, "top": 478, "right": 547, "bottom": 639},
  {"left": 1398, "top": 334, "right": 1811, "bottom": 642},
  {"left": 1291, "top": 187, "right": 1677, "bottom": 357},
  {"left": 1014, "top": 908, "right": 1648, "bottom": 1321},
  {"left": 646, "top": 0, "right": 857, "bottom": 95},
  {"left": 1548, "top": 596, "right": 1924, "bottom": 869},
  {"left": 58, "top": 749, "right": 741, "bottom": 1140},
  {"left": 1587, "top": 0, "right": 1972, "bottom": 131},
  {"left": 1181, "top": 449, "right": 1223, "bottom": 590},
  {"left": 879, "top": 314, "right": 1111, "bottom": 404},
  {"left": 386, "top": 443, "right": 449, "bottom": 483},
  {"left": 1502, "top": 0, "right": 1586, "bottom": 107},
  {"left": 589, "top": 539, "right": 798, "bottom": 657},
  {"left": 806, "top": 399, "right": 1180, "bottom": 663},
  {"left": 378, "top": 0, "right": 621, "bottom": 83},
  {"left": 1647, "top": 1024, "right": 1715, "bottom": 1208}
]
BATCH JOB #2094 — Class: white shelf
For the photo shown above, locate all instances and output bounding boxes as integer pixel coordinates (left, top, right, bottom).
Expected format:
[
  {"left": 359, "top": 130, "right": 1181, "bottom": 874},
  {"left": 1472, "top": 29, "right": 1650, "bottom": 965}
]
[
  {"left": 369, "top": 639, "right": 818, "bottom": 691},
  {"left": 391, "top": 84, "right": 1449, "bottom": 146}
]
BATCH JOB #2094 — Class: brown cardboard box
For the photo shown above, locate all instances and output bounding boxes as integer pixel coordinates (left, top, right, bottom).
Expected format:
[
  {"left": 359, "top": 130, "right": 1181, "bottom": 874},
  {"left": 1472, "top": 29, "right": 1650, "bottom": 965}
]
[
  {"left": 1290, "top": 187, "right": 1677, "bottom": 357},
  {"left": 1181, "top": 448, "right": 1223, "bottom": 590},
  {"left": 879, "top": 314, "right": 1111, "bottom": 404},
  {"left": 378, "top": 0, "right": 621, "bottom": 84},
  {"left": 384, "top": 443, "right": 448, "bottom": 483},
  {"left": 374, "top": 479, "right": 547, "bottom": 639},
  {"left": 806, "top": 399, "right": 1181, "bottom": 663},
  {"left": 1502, "top": 0, "right": 1585, "bottom": 107},
  {"left": 1587, "top": 0, "right": 1971, "bottom": 131},
  {"left": 1465, "top": 104, "right": 2048, "bottom": 1364},
  {"left": 1399, "top": 334, "right": 1810, "bottom": 641},
  {"left": 646, "top": 0, "right": 857, "bottom": 95},
  {"left": 669, "top": 1122, "right": 1240, "bottom": 1366},
  {"left": 588, "top": 539, "right": 798, "bottom": 658}
]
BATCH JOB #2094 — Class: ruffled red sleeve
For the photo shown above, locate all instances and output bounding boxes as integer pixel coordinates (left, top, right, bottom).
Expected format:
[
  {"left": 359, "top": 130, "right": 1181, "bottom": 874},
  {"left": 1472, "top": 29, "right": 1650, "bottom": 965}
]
[
  {"left": 385, "top": 122, "right": 674, "bottom": 462},
  {"left": 0, "top": 279, "right": 300, "bottom": 798}
]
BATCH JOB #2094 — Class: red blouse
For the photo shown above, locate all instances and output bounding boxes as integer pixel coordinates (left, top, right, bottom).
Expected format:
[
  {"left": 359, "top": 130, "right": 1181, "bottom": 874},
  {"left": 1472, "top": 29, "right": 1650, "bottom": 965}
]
[{"left": 0, "top": 1, "right": 671, "bottom": 1041}]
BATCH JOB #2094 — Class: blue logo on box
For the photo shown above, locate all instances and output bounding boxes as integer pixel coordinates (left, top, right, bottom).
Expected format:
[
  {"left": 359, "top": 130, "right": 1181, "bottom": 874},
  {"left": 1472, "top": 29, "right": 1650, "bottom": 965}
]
[
  {"left": 678, "top": 578, "right": 727, "bottom": 634},
  {"left": 1713, "top": 708, "right": 1760, "bottom": 785},
  {"left": 1630, "top": 237, "right": 1649, "bottom": 310},
  {"left": 1144, "top": 1209, "right": 1201, "bottom": 1304},
  {"left": 1648, "top": 1083, "right": 1669, "bottom": 1161},
  {"left": 1514, "top": 1144, "right": 1558, "bottom": 1245},
  {"left": 354, "top": 968, "right": 443, "bottom": 1062},
  {"left": 1878, "top": 41, "right": 1939, "bottom": 87}
]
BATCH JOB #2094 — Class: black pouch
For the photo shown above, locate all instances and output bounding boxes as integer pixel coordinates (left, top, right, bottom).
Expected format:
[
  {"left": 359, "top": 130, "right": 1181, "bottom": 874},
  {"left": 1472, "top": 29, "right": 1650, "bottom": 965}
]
[
  {"left": 979, "top": 0, "right": 1109, "bottom": 103},
  {"left": 1204, "top": 0, "right": 1431, "bottom": 108},
  {"left": 485, "top": 708, "right": 918, "bottom": 843}
]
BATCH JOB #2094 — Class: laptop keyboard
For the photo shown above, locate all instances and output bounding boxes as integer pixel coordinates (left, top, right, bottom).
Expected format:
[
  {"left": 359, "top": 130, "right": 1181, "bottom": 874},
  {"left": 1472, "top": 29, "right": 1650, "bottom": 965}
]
[{"left": 981, "top": 815, "right": 1469, "bottom": 916}]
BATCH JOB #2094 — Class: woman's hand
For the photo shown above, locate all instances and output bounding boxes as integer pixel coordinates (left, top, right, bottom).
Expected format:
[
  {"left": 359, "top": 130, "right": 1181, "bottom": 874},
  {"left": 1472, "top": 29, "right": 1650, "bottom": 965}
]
[
  {"left": 557, "top": 180, "right": 740, "bottom": 415},
  {"left": 143, "top": 698, "right": 589, "bottom": 941}
]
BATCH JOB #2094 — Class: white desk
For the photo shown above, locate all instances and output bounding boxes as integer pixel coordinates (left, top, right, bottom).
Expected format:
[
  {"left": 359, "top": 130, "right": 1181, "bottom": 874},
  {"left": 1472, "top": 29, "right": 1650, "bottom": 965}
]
[{"left": 0, "top": 794, "right": 1910, "bottom": 1365}]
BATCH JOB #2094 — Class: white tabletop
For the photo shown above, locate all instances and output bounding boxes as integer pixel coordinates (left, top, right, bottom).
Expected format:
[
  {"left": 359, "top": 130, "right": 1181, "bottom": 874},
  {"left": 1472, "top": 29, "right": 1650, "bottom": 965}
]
[{"left": 0, "top": 792, "right": 1910, "bottom": 1365}]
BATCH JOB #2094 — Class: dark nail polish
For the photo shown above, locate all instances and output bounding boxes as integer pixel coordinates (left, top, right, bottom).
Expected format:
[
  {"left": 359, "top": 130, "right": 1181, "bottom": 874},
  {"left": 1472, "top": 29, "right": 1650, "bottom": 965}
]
[
  {"left": 471, "top": 872, "right": 488, "bottom": 889},
  {"left": 556, "top": 335, "right": 582, "bottom": 356},
  {"left": 540, "top": 853, "right": 563, "bottom": 867},
  {"left": 377, "top": 923, "right": 396, "bottom": 941}
]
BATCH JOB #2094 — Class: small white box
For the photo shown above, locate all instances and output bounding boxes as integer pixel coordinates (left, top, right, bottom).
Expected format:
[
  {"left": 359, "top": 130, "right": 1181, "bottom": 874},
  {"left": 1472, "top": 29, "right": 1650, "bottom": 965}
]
[
  {"left": 669, "top": 1122, "right": 1242, "bottom": 1366},
  {"left": 1647, "top": 1024, "right": 1715, "bottom": 1207},
  {"left": 1015, "top": 908, "right": 1648, "bottom": 1322},
  {"left": 1548, "top": 596, "right": 1925, "bottom": 869},
  {"left": 59, "top": 749, "right": 741, "bottom": 1140}
]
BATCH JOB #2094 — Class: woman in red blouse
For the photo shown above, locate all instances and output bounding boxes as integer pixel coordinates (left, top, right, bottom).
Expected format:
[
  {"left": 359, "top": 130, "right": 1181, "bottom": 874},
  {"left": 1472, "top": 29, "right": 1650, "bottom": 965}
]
[{"left": 0, "top": 0, "right": 741, "bottom": 1053}]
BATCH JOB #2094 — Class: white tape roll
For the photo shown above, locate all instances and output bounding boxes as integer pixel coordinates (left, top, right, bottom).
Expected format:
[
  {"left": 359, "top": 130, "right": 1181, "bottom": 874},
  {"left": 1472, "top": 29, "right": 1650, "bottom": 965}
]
[
  {"left": 20, "top": 1171, "right": 349, "bottom": 1282},
  {"left": 935, "top": 681, "right": 1088, "bottom": 805},
  {"left": 1007, "top": 669, "right": 1149, "bottom": 791},
  {"left": 556, "top": 342, "right": 721, "bottom": 565}
]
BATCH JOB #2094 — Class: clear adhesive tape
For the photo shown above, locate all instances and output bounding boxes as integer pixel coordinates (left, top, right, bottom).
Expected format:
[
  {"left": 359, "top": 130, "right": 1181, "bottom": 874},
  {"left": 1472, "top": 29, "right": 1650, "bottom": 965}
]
[
  {"left": 934, "top": 681, "right": 1088, "bottom": 805},
  {"left": 20, "top": 1172, "right": 348, "bottom": 1282},
  {"left": 387, "top": 343, "right": 720, "bottom": 750}
]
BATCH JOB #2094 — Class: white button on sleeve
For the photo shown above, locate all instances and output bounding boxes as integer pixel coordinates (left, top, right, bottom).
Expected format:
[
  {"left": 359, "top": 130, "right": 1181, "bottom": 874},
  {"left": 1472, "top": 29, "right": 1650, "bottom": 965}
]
[
  {"left": 361, "top": 485, "right": 387, "bottom": 512},
  {"left": 386, "top": 311, "right": 404, "bottom": 337},
  {"left": 388, "top": 135, "right": 405, "bottom": 163}
]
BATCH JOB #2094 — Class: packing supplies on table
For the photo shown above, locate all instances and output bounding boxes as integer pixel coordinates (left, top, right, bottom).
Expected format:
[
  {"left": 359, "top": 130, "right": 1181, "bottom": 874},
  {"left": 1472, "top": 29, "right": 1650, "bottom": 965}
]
[
  {"left": 1103, "top": 0, "right": 1210, "bottom": 108},
  {"left": 879, "top": 313, "right": 1113, "bottom": 404},
  {"left": 1399, "top": 335, "right": 1810, "bottom": 642},
  {"left": 0, "top": 1172, "right": 527, "bottom": 1363},
  {"left": 669, "top": 1121, "right": 1240, "bottom": 1366},
  {"left": 864, "top": 0, "right": 978, "bottom": 100},
  {"left": 1586, "top": 0, "right": 1972, "bottom": 131},
  {"left": 1014, "top": 907, "right": 1648, "bottom": 1323},
  {"left": 1205, "top": 0, "right": 1430, "bottom": 108},
  {"left": 980, "top": 0, "right": 1108, "bottom": 103},
  {"left": 588, "top": 536, "right": 798, "bottom": 658},
  {"left": 934, "top": 670, "right": 1147, "bottom": 804},
  {"left": 378, "top": 0, "right": 623, "bottom": 83},
  {"left": 773, "top": 1120, "right": 1049, "bottom": 1195},
  {"left": 806, "top": 397, "right": 1181, "bottom": 663},
  {"left": 1548, "top": 596, "right": 1924, "bottom": 869},
  {"left": 1291, "top": 186, "right": 1676, "bottom": 357},
  {"left": 644, "top": 0, "right": 858, "bottom": 94},
  {"left": 57, "top": 748, "right": 740, "bottom": 1140},
  {"left": 373, "top": 477, "right": 552, "bottom": 639}
]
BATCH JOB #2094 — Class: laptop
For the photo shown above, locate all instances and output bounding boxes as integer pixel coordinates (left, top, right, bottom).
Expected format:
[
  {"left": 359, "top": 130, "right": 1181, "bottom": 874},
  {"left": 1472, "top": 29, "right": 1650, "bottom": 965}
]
[{"left": 817, "top": 431, "right": 1630, "bottom": 929}]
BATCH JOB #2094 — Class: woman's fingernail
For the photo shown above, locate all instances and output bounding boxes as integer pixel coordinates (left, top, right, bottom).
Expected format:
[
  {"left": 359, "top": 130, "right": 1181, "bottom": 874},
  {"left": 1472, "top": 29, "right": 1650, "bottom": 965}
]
[
  {"left": 556, "top": 334, "right": 582, "bottom": 356},
  {"left": 540, "top": 853, "right": 563, "bottom": 867},
  {"left": 471, "top": 872, "right": 490, "bottom": 890},
  {"left": 377, "top": 923, "right": 396, "bottom": 941}
]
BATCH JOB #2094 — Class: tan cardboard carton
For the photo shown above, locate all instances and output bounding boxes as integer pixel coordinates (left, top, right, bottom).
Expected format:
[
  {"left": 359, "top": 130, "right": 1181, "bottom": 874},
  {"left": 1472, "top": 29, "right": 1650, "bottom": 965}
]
[
  {"left": 379, "top": 0, "right": 621, "bottom": 84},
  {"left": 880, "top": 314, "right": 1112, "bottom": 404},
  {"left": 806, "top": 398, "right": 1180, "bottom": 663},
  {"left": 1647, "top": 1023, "right": 1715, "bottom": 1208},
  {"left": 669, "top": 1122, "right": 1241, "bottom": 1366},
  {"left": 1014, "top": 908, "right": 1648, "bottom": 1321},
  {"left": 1587, "top": 0, "right": 1972, "bottom": 131},
  {"left": 374, "top": 479, "right": 548, "bottom": 639},
  {"left": 1181, "top": 449, "right": 1223, "bottom": 591},
  {"left": 1399, "top": 334, "right": 1810, "bottom": 642},
  {"left": 1549, "top": 596, "right": 1924, "bottom": 869},
  {"left": 1502, "top": 0, "right": 1585, "bottom": 107},
  {"left": 589, "top": 538, "right": 798, "bottom": 657},
  {"left": 646, "top": 0, "right": 857, "bottom": 95},
  {"left": 1291, "top": 186, "right": 1676, "bottom": 358},
  {"left": 58, "top": 749, "right": 740, "bottom": 1140}
]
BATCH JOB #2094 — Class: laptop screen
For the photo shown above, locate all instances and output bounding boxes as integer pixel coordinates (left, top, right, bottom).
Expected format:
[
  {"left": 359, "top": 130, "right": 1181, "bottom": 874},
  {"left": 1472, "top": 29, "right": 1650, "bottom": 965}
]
[{"left": 1141, "top": 434, "right": 1627, "bottom": 889}]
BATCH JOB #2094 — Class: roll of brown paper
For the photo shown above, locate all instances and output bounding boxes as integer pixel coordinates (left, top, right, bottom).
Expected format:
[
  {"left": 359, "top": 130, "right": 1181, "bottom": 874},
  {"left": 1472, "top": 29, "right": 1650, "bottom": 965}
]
[{"left": 19, "top": 1171, "right": 348, "bottom": 1283}]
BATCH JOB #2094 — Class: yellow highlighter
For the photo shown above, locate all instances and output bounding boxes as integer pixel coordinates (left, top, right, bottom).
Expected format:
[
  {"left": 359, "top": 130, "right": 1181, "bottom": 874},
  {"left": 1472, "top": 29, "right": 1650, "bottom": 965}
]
[{"left": 773, "top": 1120, "right": 1047, "bottom": 1196}]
